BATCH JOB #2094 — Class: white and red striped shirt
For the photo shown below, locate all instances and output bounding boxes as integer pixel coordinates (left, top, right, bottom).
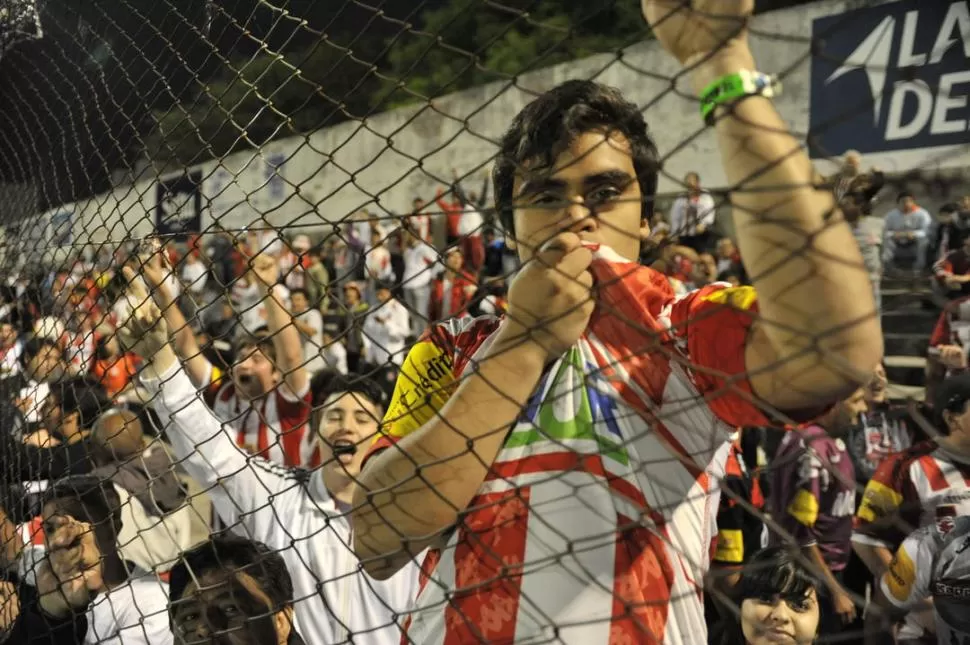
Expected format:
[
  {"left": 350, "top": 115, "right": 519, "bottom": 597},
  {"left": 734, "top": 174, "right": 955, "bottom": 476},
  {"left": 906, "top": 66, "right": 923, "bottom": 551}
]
[
  {"left": 366, "top": 248, "right": 771, "bottom": 645},
  {"left": 205, "top": 367, "right": 312, "bottom": 468}
]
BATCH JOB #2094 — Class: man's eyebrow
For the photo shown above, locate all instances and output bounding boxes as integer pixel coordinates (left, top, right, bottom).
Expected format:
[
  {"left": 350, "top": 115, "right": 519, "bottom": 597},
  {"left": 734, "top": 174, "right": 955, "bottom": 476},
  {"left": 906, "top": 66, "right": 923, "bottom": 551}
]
[
  {"left": 583, "top": 170, "right": 634, "bottom": 188},
  {"left": 517, "top": 176, "right": 568, "bottom": 198}
]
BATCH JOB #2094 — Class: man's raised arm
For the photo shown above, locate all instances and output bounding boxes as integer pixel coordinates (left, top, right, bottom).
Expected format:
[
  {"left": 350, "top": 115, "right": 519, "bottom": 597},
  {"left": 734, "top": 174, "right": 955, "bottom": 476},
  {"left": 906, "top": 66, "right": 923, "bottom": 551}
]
[
  {"left": 644, "top": 0, "right": 882, "bottom": 411},
  {"left": 135, "top": 253, "right": 212, "bottom": 389},
  {"left": 118, "top": 268, "right": 290, "bottom": 532},
  {"left": 250, "top": 252, "right": 309, "bottom": 398}
]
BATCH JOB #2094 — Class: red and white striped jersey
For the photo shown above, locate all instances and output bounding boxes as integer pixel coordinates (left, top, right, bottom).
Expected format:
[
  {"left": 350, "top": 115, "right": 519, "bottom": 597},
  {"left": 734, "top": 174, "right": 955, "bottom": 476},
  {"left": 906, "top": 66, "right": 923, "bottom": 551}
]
[
  {"left": 365, "top": 247, "right": 773, "bottom": 645},
  {"left": 854, "top": 440, "right": 970, "bottom": 550},
  {"left": 205, "top": 367, "right": 312, "bottom": 467}
]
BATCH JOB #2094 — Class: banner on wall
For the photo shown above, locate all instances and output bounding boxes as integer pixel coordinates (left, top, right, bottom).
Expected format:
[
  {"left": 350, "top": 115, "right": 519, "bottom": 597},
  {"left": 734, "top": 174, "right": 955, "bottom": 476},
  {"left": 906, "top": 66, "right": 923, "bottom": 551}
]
[
  {"left": 156, "top": 171, "right": 203, "bottom": 239},
  {"left": 809, "top": 0, "right": 970, "bottom": 157}
]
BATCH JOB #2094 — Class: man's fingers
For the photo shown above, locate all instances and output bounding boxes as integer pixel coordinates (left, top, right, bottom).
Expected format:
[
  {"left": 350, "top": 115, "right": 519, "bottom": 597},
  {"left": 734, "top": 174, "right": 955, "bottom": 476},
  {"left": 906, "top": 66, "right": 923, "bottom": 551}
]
[{"left": 554, "top": 247, "right": 594, "bottom": 280}]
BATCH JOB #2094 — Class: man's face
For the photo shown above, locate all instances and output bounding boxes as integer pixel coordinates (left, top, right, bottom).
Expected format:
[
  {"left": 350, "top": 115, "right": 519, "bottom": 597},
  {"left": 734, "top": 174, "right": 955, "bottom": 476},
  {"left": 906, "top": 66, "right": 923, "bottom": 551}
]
[
  {"left": 716, "top": 238, "right": 736, "bottom": 260},
  {"left": 445, "top": 250, "right": 463, "bottom": 272},
  {"left": 40, "top": 394, "right": 65, "bottom": 434},
  {"left": 232, "top": 346, "right": 277, "bottom": 400},
  {"left": 171, "top": 570, "right": 291, "bottom": 645},
  {"left": 899, "top": 196, "right": 915, "bottom": 212},
  {"left": 843, "top": 152, "right": 861, "bottom": 175},
  {"left": 865, "top": 364, "right": 887, "bottom": 404},
  {"left": 693, "top": 253, "right": 717, "bottom": 285},
  {"left": 961, "top": 195, "right": 970, "bottom": 211},
  {"left": 376, "top": 287, "right": 392, "bottom": 304},
  {"left": 684, "top": 172, "right": 700, "bottom": 191},
  {"left": 0, "top": 323, "right": 15, "bottom": 346},
  {"left": 315, "top": 392, "right": 381, "bottom": 480},
  {"left": 412, "top": 198, "right": 425, "bottom": 212},
  {"left": 290, "top": 292, "right": 308, "bottom": 313},
  {"left": 834, "top": 389, "right": 868, "bottom": 430},
  {"left": 511, "top": 131, "right": 645, "bottom": 263}
]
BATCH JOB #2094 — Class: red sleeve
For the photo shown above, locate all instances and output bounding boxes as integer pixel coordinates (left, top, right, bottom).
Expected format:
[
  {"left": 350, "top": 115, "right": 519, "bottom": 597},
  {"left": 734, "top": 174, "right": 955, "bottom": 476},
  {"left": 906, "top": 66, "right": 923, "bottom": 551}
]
[
  {"left": 853, "top": 445, "right": 929, "bottom": 548},
  {"left": 275, "top": 387, "right": 312, "bottom": 467},
  {"left": 667, "top": 284, "right": 768, "bottom": 428},
  {"left": 930, "top": 309, "right": 950, "bottom": 348}
]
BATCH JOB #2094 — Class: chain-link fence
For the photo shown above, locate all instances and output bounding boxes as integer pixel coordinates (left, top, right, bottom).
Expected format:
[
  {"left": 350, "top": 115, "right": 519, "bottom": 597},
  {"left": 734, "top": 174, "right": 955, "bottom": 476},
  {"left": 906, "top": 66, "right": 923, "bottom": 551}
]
[{"left": 0, "top": 0, "right": 969, "bottom": 644}]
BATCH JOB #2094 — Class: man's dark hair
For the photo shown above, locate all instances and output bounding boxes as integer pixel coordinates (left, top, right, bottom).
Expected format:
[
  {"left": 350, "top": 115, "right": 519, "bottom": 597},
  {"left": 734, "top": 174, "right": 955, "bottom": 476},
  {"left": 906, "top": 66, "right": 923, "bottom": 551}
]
[
  {"left": 233, "top": 328, "right": 278, "bottom": 363},
  {"left": 897, "top": 191, "right": 914, "bottom": 203},
  {"left": 289, "top": 288, "right": 309, "bottom": 301},
  {"left": 941, "top": 203, "right": 961, "bottom": 215},
  {"left": 168, "top": 534, "right": 294, "bottom": 610},
  {"left": 48, "top": 376, "right": 111, "bottom": 430},
  {"left": 310, "top": 372, "right": 385, "bottom": 411},
  {"left": 492, "top": 80, "right": 660, "bottom": 235}
]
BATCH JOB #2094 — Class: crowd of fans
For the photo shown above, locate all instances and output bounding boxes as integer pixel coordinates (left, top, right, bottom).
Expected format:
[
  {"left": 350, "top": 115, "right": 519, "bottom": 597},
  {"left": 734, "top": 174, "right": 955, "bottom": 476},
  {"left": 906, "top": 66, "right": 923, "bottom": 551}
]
[{"left": 1, "top": 16, "right": 970, "bottom": 645}]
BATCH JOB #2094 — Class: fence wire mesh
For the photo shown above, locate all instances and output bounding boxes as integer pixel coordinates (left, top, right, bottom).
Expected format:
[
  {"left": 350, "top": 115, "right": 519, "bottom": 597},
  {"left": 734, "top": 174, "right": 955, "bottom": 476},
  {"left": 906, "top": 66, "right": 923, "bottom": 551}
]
[{"left": 0, "top": 0, "right": 969, "bottom": 644}]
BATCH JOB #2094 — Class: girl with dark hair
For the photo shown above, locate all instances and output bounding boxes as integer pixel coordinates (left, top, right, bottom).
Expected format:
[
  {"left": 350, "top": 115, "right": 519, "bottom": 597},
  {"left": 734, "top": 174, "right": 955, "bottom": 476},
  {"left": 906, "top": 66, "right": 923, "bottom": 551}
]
[{"left": 718, "top": 546, "right": 822, "bottom": 645}]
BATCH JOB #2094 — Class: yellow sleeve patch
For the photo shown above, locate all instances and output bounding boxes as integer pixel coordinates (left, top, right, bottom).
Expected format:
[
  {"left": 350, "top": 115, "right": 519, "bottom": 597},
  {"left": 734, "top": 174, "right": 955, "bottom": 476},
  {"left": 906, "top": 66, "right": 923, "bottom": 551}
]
[
  {"left": 856, "top": 480, "right": 904, "bottom": 523},
  {"left": 714, "top": 529, "right": 744, "bottom": 564},
  {"left": 379, "top": 340, "right": 456, "bottom": 441},
  {"left": 701, "top": 285, "right": 758, "bottom": 310},
  {"left": 885, "top": 545, "right": 916, "bottom": 604},
  {"left": 788, "top": 489, "right": 819, "bottom": 528}
]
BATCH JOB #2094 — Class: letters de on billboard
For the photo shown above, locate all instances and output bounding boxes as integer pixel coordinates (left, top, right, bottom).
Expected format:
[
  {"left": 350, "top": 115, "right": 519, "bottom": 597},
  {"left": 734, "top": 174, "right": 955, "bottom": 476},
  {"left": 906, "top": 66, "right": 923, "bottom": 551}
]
[{"left": 810, "top": 0, "right": 970, "bottom": 157}]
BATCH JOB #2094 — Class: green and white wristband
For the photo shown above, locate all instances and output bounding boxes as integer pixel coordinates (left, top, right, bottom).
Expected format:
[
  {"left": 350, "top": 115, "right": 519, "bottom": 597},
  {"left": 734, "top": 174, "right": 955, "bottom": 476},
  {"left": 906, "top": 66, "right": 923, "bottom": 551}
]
[{"left": 699, "top": 70, "right": 782, "bottom": 126}]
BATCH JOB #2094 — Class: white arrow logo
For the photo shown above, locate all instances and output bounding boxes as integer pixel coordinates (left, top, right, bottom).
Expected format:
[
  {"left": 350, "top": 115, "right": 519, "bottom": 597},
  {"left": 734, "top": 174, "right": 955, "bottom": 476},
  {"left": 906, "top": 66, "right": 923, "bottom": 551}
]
[{"left": 825, "top": 15, "right": 896, "bottom": 125}]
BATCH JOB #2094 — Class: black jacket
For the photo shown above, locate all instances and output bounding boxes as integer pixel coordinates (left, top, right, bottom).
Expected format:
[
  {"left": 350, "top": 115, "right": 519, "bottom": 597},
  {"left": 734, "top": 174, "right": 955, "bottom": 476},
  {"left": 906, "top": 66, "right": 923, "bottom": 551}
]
[{"left": 1, "top": 572, "right": 88, "bottom": 645}]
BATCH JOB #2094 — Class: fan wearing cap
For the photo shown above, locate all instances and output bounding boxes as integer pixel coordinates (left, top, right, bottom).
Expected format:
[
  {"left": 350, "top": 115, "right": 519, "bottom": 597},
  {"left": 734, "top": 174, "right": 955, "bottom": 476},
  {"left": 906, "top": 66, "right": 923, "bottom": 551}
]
[{"left": 853, "top": 372, "right": 970, "bottom": 643}]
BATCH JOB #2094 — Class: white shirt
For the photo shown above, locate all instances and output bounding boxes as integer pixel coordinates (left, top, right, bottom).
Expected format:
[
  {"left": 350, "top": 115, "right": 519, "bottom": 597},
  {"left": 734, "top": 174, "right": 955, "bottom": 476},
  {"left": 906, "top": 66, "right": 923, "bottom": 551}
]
[
  {"left": 669, "top": 192, "right": 717, "bottom": 237},
  {"left": 362, "top": 298, "right": 411, "bottom": 367},
  {"left": 296, "top": 308, "right": 326, "bottom": 374},
  {"left": 0, "top": 341, "right": 22, "bottom": 380},
  {"left": 180, "top": 260, "right": 208, "bottom": 294},
  {"left": 18, "top": 379, "right": 49, "bottom": 423},
  {"left": 322, "top": 339, "right": 348, "bottom": 375},
  {"left": 366, "top": 246, "right": 394, "bottom": 282},
  {"left": 402, "top": 244, "right": 438, "bottom": 289},
  {"left": 86, "top": 577, "right": 173, "bottom": 645},
  {"left": 457, "top": 205, "right": 484, "bottom": 237},
  {"left": 143, "top": 365, "right": 420, "bottom": 645}
]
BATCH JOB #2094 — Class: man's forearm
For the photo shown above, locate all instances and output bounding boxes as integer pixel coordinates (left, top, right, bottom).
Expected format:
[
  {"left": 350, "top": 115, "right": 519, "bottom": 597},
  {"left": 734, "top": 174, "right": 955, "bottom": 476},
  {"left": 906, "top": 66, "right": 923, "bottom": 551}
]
[
  {"left": 852, "top": 541, "right": 894, "bottom": 577},
  {"left": 694, "top": 50, "right": 880, "bottom": 404},
  {"left": 261, "top": 286, "right": 306, "bottom": 390},
  {"left": 804, "top": 543, "right": 844, "bottom": 597},
  {"left": 351, "top": 330, "right": 545, "bottom": 579}
]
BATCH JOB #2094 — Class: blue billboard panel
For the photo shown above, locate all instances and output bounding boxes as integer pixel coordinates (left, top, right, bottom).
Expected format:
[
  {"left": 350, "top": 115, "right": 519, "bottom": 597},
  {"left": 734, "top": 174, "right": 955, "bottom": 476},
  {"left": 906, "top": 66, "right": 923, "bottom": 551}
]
[{"left": 810, "top": 0, "right": 970, "bottom": 157}]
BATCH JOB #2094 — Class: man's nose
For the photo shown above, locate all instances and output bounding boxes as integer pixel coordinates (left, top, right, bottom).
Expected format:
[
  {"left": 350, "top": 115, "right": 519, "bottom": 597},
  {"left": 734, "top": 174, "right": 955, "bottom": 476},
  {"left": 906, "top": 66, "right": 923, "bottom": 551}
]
[{"left": 563, "top": 197, "right": 596, "bottom": 235}]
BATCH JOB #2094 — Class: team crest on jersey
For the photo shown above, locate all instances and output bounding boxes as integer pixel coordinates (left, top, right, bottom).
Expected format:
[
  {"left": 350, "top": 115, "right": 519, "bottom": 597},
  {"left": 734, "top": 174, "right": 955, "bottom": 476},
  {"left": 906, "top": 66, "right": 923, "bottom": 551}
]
[{"left": 937, "top": 505, "right": 957, "bottom": 536}]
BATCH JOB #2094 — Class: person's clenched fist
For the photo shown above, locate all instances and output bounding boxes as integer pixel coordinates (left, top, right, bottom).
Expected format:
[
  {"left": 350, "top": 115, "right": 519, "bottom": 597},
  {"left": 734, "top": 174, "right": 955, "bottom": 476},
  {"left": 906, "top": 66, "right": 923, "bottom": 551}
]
[
  {"left": 502, "top": 232, "right": 595, "bottom": 363},
  {"left": 642, "top": 0, "right": 753, "bottom": 67},
  {"left": 116, "top": 266, "right": 170, "bottom": 359}
]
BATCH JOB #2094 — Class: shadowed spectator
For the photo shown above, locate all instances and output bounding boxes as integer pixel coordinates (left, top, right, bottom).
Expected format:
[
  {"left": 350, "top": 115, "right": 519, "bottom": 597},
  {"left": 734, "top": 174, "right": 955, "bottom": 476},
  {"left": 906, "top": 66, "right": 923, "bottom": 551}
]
[
  {"left": 428, "top": 247, "right": 476, "bottom": 322},
  {"left": 362, "top": 282, "right": 410, "bottom": 393},
  {"left": 400, "top": 226, "right": 438, "bottom": 338},
  {"left": 35, "top": 475, "right": 173, "bottom": 644},
  {"left": 669, "top": 171, "right": 717, "bottom": 252},
  {"left": 933, "top": 232, "right": 970, "bottom": 299},
  {"left": 841, "top": 180, "right": 883, "bottom": 311},
  {"left": 823, "top": 149, "right": 884, "bottom": 204},
  {"left": 767, "top": 390, "right": 867, "bottom": 636},
  {"left": 340, "top": 282, "right": 370, "bottom": 374},
  {"left": 168, "top": 534, "right": 306, "bottom": 645},
  {"left": 883, "top": 191, "right": 932, "bottom": 275}
]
